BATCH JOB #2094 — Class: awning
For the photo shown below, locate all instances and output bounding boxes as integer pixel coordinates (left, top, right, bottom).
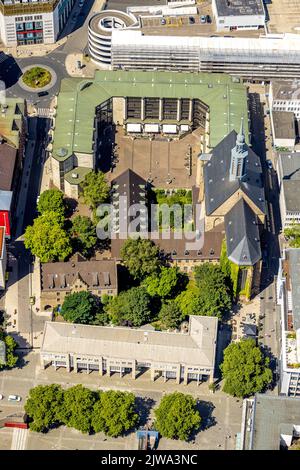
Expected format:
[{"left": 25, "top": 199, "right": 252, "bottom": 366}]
[
  {"left": 162, "top": 124, "right": 177, "bottom": 134},
  {"left": 144, "top": 124, "right": 159, "bottom": 133},
  {"left": 126, "top": 123, "right": 142, "bottom": 133}
]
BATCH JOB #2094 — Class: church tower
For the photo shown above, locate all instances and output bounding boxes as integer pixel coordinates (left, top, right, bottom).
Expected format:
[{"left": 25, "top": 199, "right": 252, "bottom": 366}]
[{"left": 229, "top": 117, "right": 248, "bottom": 181}]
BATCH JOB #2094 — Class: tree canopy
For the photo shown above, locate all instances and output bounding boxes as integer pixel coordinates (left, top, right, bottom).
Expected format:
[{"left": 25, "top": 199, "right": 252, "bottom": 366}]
[
  {"left": 120, "top": 238, "right": 161, "bottom": 280},
  {"left": 158, "top": 300, "right": 184, "bottom": 330},
  {"left": 91, "top": 391, "right": 138, "bottom": 437},
  {"left": 284, "top": 224, "right": 300, "bottom": 248},
  {"left": 143, "top": 266, "right": 187, "bottom": 299},
  {"left": 37, "top": 189, "right": 65, "bottom": 217},
  {"left": 71, "top": 215, "right": 97, "bottom": 256},
  {"left": 220, "top": 339, "right": 273, "bottom": 398},
  {"left": 81, "top": 171, "right": 110, "bottom": 209},
  {"left": 154, "top": 392, "right": 201, "bottom": 441},
  {"left": 175, "top": 286, "right": 207, "bottom": 317},
  {"left": 25, "top": 384, "right": 64, "bottom": 432},
  {"left": 24, "top": 211, "right": 72, "bottom": 262},
  {"left": 104, "top": 287, "right": 153, "bottom": 327},
  {"left": 58, "top": 385, "right": 97, "bottom": 434},
  {"left": 0, "top": 330, "right": 18, "bottom": 369},
  {"left": 193, "top": 263, "right": 232, "bottom": 317},
  {"left": 61, "top": 291, "right": 99, "bottom": 324}
]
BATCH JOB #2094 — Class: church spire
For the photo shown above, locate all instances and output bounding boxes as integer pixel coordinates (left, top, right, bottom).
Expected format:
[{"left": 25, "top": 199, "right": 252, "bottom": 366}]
[{"left": 229, "top": 117, "right": 248, "bottom": 181}]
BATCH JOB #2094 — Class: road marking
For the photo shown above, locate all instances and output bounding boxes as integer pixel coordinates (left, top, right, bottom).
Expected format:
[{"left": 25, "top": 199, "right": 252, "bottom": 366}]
[{"left": 11, "top": 428, "right": 28, "bottom": 450}]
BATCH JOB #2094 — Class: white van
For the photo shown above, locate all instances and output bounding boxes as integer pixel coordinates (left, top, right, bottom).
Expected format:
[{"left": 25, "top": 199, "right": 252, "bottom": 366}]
[{"left": 8, "top": 395, "right": 21, "bottom": 402}]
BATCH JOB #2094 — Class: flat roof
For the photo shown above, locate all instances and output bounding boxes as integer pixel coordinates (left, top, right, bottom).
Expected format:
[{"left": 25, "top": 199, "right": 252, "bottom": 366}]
[
  {"left": 250, "top": 394, "right": 300, "bottom": 450},
  {"left": 53, "top": 70, "right": 248, "bottom": 161},
  {"left": 272, "top": 79, "right": 300, "bottom": 101},
  {"left": 278, "top": 152, "right": 300, "bottom": 212},
  {"left": 215, "top": 0, "right": 264, "bottom": 17},
  {"left": 0, "top": 142, "right": 17, "bottom": 191},
  {"left": 41, "top": 315, "right": 218, "bottom": 368},
  {"left": 272, "top": 111, "right": 295, "bottom": 140},
  {"left": 286, "top": 249, "right": 300, "bottom": 330}
]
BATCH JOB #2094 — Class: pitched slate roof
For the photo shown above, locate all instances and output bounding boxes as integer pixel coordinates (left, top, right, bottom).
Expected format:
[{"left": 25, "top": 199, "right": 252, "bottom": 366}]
[
  {"left": 204, "top": 130, "right": 265, "bottom": 215},
  {"left": 224, "top": 198, "right": 261, "bottom": 266},
  {"left": 112, "top": 169, "right": 147, "bottom": 207}
]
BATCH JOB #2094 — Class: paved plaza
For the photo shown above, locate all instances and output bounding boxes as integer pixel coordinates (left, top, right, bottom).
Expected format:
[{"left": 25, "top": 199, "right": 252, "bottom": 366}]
[{"left": 0, "top": 351, "right": 242, "bottom": 450}]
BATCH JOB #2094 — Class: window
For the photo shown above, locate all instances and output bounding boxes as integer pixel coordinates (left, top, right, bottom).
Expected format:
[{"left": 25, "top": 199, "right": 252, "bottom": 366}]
[
  {"left": 35, "top": 21, "right": 43, "bottom": 29},
  {"left": 16, "top": 23, "right": 24, "bottom": 31},
  {"left": 25, "top": 22, "right": 34, "bottom": 30}
]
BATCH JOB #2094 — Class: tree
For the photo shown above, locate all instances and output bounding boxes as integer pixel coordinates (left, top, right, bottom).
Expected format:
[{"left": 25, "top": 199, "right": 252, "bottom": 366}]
[
  {"left": 24, "top": 211, "right": 72, "bottom": 262},
  {"left": 220, "top": 339, "right": 273, "bottom": 398},
  {"left": 284, "top": 224, "right": 300, "bottom": 248},
  {"left": 91, "top": 391, "right": 138, "bottom": 437},
  {"left": 58, "top": 385, "right": 97, "bottom": 434},
  {"left": 104, "top": 287, "right": 153, "bottom": 327},
  {"left": 143, "top": 267, "right": 187, "bottom": 299},
  {"left": 37, "top": 189, "right": 65, "bottom": 217},
  {"left": 0, "top": 331, "right": 18, "bottom": 369},
  {"left": 191, "top": 263, "right": 232, "bottom": 317},
  {"left": 154, "top": 392, "right": 201, "bottom": 441},
  {"left": 24, "top": 384, "right": 64, "bottom": 432},
  {"left": 121, "top": 238, "right": 161, "bottom": 280},
  {"left": 71, "top": 215, "right": 97, "bottom": 255},
  {"left": 81, "top": 171, "right": 110, "bottom": 209},
  {"left": 159, "top": 300, "right": 184, "bottom": 329},
  {"left": 175, "top": 286, "right": 207, "bottom": 317},
  {"left": 61, "top": 291, "right": 99, "bottom": 324}
]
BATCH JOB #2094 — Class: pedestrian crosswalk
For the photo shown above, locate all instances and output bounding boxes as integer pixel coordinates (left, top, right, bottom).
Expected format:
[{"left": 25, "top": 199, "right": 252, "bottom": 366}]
[
  {"left": 36, "top": 108, "right": 52, "bottom": 118},
  {"left": 11, "top": 428, "right": 28, "bottom": 450}
]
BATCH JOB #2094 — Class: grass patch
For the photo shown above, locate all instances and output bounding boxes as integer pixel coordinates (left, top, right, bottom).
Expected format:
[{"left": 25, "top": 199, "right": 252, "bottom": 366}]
[{"left": 22, "top": 67, "right": 51, "bottom": 89}]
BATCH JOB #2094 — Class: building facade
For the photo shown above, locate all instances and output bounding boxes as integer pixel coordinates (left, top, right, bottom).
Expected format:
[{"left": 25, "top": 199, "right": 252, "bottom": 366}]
[
  {"left": 212, "top": 0, "right": 265, "bottom": 32},
  {"left": 277, "top": 249, "right": 300, "bottom": 397},
  {"left": 269, "top": 79, "right": 300, "bottom": 119},
  {"left": 0, "top": 0, "right": 75, "bottom": 46},
  {"left": 40, "top": 254, "right": 118, "bottom": 311},
  {"left": 40, "top": 315, "right": 218, "bottom": 384},
  {"left": 276, "top": 152, "right": 300, "bottom": 228},
  {"left": 0, "top": 227, "right": 7, "bottom": 290},
  {"left": 110, "top": 30, "right": 300, "bottom": 79}
]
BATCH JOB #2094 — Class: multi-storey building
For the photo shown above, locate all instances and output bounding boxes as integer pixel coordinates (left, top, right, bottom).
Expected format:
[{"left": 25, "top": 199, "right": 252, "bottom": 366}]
[
  {"left": 269, "top": 79, "right": 300, "bottom": 119},
  {"left": 40, "top": 315, "right": 218, "bottom": 385},
  {"left": 240, "top": 394, "right": 300, "bottom": 450},
  {"left": 110, "top": 30, "right": 300, "bottom": 79},
  {"left": 0, "top": 0, "right": 75, "bottom": 46},
  {"left": 40, "top": 254, "right": 118, "bottom": 312},
  {"left": 276, "top": 152, "right": 300, "bottom": 228},
  {"left": 212, "top": 0, "right": 265, "bottom": 32},
  {"left": 277, "top": 249, "right": 300, "bottom": 397},
  {"left": 50, "top": 70, "right": 248, "bottom": 196}
]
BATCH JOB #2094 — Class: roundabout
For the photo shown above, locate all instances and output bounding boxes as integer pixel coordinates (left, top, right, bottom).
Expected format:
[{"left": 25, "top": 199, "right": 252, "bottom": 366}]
[{"left": 18, "top": 64, "right": 57, "bottom": 93}]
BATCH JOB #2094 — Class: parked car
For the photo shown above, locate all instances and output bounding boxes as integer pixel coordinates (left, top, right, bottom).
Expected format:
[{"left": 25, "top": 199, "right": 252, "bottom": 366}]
[
  {"left": 79, "top": 0, "right": 84, "bottom": 6},
  {"left": 200, "top": 15, "right": 206, "bottom": 24},
  {"left": 161, "top": 18, "right": 166, "bottom": 25},
  {"left": 8, "top": 395, "right": 21, "bottom": 402},
  {"left": 266, "top": 159, "right": 273, "bottom": 169},
  {"left": 0, "top": 394, "right": 3, "bottom": 400},
  {"left": 189, "top": 16, "right": 195, "bottom": 24},
  {"left": 206, "top": 15, "right": 211, "bottom": 23}
]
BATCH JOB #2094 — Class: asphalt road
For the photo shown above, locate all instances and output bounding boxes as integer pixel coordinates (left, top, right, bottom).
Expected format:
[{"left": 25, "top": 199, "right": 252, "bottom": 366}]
[{"left": 248, "top": 90, "right": 281, "bottom": 375}]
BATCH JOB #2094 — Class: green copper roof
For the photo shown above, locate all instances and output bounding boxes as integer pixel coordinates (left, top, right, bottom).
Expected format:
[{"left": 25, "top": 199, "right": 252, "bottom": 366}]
[
  {"left": 64, "top": 166, "right": 92, "bottom": 185},
  {"left": 52, "top": 70, "right": 248, "bottom": 162}
]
